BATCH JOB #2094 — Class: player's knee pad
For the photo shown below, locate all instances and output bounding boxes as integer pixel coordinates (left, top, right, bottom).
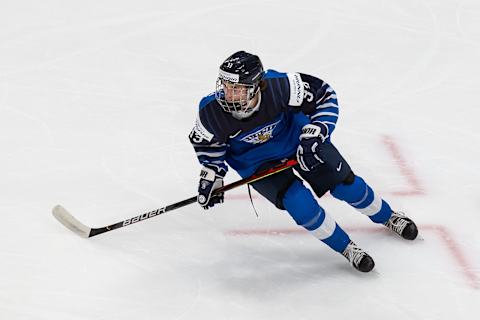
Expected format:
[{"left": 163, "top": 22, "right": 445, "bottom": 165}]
[
  {"left": 330, "top": 174, "right": 368, "bottom": 204},
  {"left": 283, "top": 180, "right": 323, "bottom": 229}
]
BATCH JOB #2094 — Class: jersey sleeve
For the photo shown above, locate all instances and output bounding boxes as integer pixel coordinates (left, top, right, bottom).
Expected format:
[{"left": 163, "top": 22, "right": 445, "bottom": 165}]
[
  {"left": 188, "top": 113, "right": 228, "bottom": 177},
  {"left": 287, "top": 72, "right": 340, "bottom": 137}
]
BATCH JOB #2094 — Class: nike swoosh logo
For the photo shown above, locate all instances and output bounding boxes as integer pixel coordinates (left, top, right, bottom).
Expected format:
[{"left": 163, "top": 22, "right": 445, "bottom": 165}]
[
  {"left": 336, "top": 162, "right": 342, "bottom": 172},
  {"left": 229, "top": 130, "right": 242, "bottom": 138}
]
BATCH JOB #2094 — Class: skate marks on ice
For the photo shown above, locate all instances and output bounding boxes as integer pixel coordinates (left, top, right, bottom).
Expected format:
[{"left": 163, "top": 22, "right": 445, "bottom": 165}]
[{"left": 225, "top": 224, "right": 479, "bottom": 290}]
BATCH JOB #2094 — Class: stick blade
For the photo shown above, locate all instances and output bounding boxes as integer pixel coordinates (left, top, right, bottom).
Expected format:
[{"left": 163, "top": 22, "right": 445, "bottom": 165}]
[{"left": 52, "top": 205, "right": 91, "bottom": 238}]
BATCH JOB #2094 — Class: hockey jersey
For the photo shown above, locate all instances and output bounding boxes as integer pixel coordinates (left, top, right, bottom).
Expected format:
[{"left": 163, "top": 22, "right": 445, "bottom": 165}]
[{"left": 189, "top": 70, "right": 340, "bottom": 178}]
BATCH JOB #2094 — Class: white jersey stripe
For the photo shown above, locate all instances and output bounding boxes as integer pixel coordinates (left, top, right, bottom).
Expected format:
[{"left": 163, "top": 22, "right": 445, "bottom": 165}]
[
  {"left": 316, "top": 88, "right": 334, "bottom": 104},
  {"left": 204, "top": 163, "right": 226, "bottom": 174},
  {"left": 311, "top": 112, "right": 339, "bottom": 119},
  {"left": 196, "top": 151, "right": 226, "bottom": 157},
  {"left": 316, "top": 102, "right": 338, "bottom": 110},
  {"left": 192, "top": 143, "right": 226, "bottom": 148},
  {"left": 322, "top": 121, "right": 337, "bottom": 127}
]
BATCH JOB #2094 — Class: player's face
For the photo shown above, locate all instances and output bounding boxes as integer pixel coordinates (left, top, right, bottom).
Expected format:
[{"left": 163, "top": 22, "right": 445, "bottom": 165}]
[{"left": 222, "top": 81, "right": 249, "bottom": 105}]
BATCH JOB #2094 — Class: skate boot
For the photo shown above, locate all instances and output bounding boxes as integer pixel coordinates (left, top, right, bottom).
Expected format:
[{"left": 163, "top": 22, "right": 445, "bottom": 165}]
[
  {"left": 384, "top": 211, "right": 418, "bottom": 240},
  {"left": 342, "top": 241, "right": 375, "bottom": 272}
]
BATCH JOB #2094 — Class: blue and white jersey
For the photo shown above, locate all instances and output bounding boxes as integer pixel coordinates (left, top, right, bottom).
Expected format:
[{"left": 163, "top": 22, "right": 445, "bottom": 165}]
[{"left": 189, "top": 70, "right": 340, "bottom": 178}]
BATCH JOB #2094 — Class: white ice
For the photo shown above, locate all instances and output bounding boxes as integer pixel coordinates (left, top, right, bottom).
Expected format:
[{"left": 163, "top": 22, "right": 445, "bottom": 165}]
[{"left": 1, "top": 0, "right": 479, "bottom": 319}]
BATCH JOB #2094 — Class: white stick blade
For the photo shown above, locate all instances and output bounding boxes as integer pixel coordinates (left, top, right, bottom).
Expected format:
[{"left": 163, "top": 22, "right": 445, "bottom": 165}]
[{"left": 52, "top": 205, "right": 91, "bottom": 238}]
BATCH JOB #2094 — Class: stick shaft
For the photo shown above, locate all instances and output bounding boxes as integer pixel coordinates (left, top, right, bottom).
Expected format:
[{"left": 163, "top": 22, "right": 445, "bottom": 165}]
[{"left": 55, "top": 159, "right": 298, "bottom": 238}]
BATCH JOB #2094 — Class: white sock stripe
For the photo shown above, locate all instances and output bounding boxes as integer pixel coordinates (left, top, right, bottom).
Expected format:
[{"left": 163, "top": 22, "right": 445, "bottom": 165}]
[
  {"left": 349, "top": 185, "right": 369, "bottom": 207},
  {"left": 302, "top": 211, "right": 322, "bottom": 229},
  {"left": 356, "top": 192, "right": 383, "bottom": 216},
  {"left": 310, "top": 212, "right": 336, "bottom": 240}
]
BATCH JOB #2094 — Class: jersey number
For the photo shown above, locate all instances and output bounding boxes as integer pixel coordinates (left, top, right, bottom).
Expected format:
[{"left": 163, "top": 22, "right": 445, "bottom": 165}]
[
  {"left": 303, "top": 82, "right": 314, "bottom": 102},
  {"left": 189, "top": 129, "right": 204, "bottom": 143}
]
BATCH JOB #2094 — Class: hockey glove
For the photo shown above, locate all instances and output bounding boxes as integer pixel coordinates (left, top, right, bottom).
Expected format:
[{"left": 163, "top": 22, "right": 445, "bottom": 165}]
[
  {"left": 197, "top": 166, "right": 225, "bottom": 210},
  {"left": 296, "top": 122, "right": 330, "bottom": 172}
]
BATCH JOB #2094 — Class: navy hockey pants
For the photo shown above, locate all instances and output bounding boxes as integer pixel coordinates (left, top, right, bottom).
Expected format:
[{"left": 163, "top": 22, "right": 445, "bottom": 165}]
[
  {"left": 250, "top": 142, "right": 393, "bottom": 252},
  {"left": 250, "top": 143, "right": 353, "bottom": 252}
]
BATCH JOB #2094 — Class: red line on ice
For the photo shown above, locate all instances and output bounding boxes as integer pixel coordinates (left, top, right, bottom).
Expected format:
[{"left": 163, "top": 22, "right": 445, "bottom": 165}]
[
  {"left": 226, "top": 135, "right": 424, "bottom": 200},
  {"left": 381, "top": 135, "right": 425, "bottom": 196},
  {"left": 225, "top": 224, "right": 479, "bottom": 290},
  {"left": 421, "top": 224, "right": 479, "bottom": 290}
]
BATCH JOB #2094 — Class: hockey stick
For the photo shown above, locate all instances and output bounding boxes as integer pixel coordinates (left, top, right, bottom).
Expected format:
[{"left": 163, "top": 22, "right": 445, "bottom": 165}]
[{"left": 52, "top": 159, "right": 298, "bottom": 238}]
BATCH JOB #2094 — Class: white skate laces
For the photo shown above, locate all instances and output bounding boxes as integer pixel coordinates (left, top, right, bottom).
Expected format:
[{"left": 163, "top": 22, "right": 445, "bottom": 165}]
[
  {"left": 385, "top": 211, "right": 409, "bottom": 235},
  {"left": 341, "top": 240, "right": 375, "bottom": 273},
  {"left": 384, "top": 211, "right": 418, "bottom": 240},
  {"left": 343, "top": 241, "right": 363, "bottom": 265}
]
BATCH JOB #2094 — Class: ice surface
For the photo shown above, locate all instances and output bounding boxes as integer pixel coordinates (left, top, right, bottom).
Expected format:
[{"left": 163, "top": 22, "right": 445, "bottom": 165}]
[{"left": 1, "top": 0, "right": 479, "bottom": 319}]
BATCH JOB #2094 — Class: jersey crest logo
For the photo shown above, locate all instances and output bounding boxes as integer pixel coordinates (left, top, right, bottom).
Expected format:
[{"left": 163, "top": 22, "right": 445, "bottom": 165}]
[{"left": 240, "top": 120, "right": 280, "bottom": 144}]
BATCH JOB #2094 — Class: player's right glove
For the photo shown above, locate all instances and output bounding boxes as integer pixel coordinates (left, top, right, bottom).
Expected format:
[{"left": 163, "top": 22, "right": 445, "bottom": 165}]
[
  {"left": 197, "top": 166, "right": 225, "bottom": 210},
  {"left": 296, "top": 122, "right": 330, "bottom": 172}
]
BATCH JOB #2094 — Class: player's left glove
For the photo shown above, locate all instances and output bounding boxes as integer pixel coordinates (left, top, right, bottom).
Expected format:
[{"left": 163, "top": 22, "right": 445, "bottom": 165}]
[
  {"left": 197, "top": 166, "right": 225, "bottom": 210},
  {"left": 296, "top": 122, "right": 330, "bottom": 172}
]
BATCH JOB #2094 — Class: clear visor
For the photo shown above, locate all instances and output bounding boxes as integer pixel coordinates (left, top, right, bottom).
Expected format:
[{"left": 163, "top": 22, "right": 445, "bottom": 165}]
[{"left": 215, "top": 78, "right": 258, "bottom": 113}]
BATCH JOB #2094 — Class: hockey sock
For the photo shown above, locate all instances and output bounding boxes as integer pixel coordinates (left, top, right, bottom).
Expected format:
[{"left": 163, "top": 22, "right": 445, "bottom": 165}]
[
  {"left": 283, "top": 180, "right": 350, "bottom": 253},
  {"left": 330, "top": 175, "right": 392, "bottom": 224}
]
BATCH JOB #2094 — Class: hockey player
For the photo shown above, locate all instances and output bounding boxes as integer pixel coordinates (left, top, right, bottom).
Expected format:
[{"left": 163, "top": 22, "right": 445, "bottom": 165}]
[{"left": 189, "top": 51, "right": 418, "bottom": 272}]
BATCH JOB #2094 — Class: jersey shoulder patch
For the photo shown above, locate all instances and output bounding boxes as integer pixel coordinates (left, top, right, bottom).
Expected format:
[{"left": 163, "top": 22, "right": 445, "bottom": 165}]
[
  {"left": 286, "top": 72, "right": 304, "bottom": 107},
  {"left": 190, "top": 116, "right": 214, "bottom": 142}
]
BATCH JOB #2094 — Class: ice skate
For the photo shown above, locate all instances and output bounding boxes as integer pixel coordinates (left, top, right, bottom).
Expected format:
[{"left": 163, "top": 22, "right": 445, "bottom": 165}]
[
  {"left": 342, "top": 241, "right": 375, "bottom": 272},
  {"left": 385, "top": 211, "right": 418, "bottom": 240}
]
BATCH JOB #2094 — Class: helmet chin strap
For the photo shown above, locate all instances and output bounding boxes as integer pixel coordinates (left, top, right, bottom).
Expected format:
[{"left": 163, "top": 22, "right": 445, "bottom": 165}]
[{"left": 231, "top": 91, "right": 262, "bottom": 120}]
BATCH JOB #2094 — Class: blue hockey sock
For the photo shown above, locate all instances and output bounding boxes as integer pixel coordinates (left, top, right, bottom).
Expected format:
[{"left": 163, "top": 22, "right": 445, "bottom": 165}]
[
  {"left": 283, "top": 180, "right": 350, "bottom": 253},
  {"left": 330, "top": 175, "right": 392, "bottom": 224}
]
